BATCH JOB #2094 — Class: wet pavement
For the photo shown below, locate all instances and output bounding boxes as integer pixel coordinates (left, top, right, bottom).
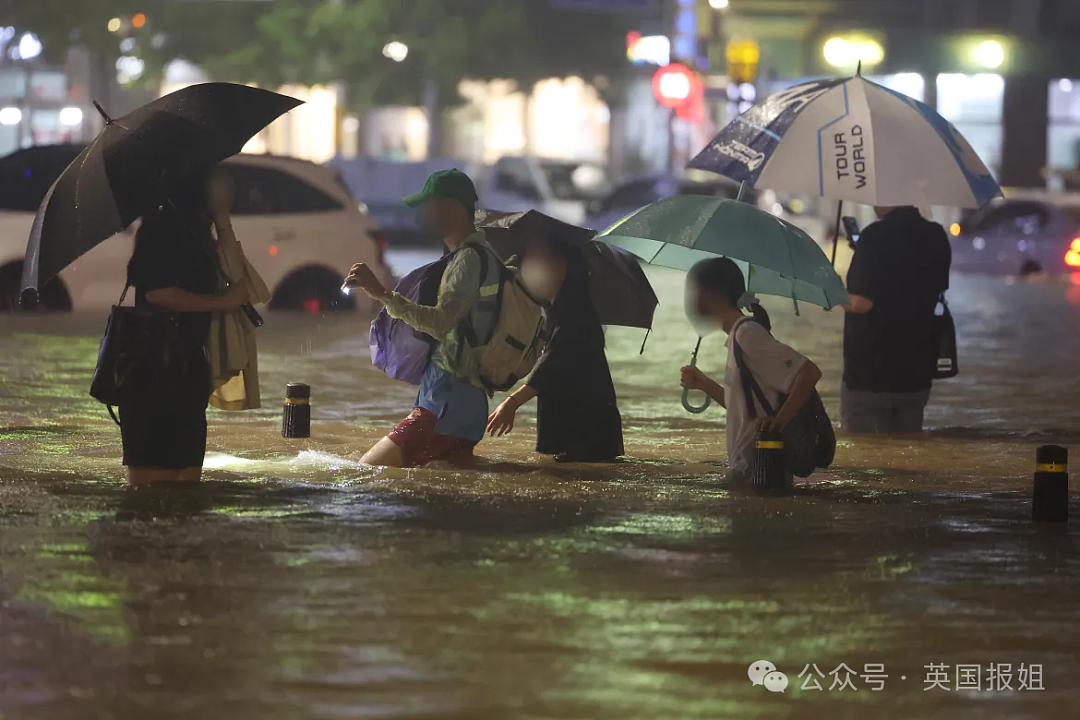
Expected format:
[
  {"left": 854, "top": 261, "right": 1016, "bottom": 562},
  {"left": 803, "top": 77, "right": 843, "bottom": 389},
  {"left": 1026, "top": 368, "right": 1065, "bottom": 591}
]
[{"left": 2, "top": 258, "right": 1080, "bottom": 720}]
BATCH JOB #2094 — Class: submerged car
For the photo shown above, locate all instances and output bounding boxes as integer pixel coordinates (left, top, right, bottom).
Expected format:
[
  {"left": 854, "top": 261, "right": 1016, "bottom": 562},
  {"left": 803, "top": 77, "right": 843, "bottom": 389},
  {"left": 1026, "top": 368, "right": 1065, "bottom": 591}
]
[
  {"left": 952, "top": 195, "right": 1080, "bottom": 277},
  {"left": 0, "top": 147, "right": 394, "bottom": 312}
]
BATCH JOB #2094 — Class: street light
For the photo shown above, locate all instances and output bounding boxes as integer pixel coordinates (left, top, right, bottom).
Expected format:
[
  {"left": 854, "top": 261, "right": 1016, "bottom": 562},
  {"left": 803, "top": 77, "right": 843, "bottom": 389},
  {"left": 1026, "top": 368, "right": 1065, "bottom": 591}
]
[
  {"left": 16, "top": 33, "right": 42, "bottom": 60},
  {"left": 973, "top": 39, "right": 1004, "bottom": 69},
  {"left": 59, "top": 107, "right": 83, "bottom": 126},
  {"left": 108, "top": 18, "right": 122, "bottom": 33},
  {"left": 823, "top": 36, "right": 884, "bottom": 68},
  {"left": 823, "top": 38, "right": 850, "bottom": 67},
  {"left": 382, "top": 41, "right": 408, "bottom": 62},
  {"left": 0, "top": 107, "right": 22, "bottom": 126}
]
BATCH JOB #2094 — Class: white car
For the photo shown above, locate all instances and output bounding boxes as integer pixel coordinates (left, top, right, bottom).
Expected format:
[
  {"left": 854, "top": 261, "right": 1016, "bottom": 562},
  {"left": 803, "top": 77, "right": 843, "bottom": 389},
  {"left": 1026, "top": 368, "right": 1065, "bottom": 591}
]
[
  {"left": 0, "top": 150, "right": 394, "bottom": 313},
  {"left": 479, "top": 156, "right": 610, "bottom": 226}
]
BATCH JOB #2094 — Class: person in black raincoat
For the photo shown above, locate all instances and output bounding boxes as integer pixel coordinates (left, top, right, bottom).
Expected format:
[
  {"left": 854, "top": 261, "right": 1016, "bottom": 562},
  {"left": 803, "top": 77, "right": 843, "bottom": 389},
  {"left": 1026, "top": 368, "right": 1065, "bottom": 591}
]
[{"left": 485, "top": 237, "right": 624, "bottom": 462}]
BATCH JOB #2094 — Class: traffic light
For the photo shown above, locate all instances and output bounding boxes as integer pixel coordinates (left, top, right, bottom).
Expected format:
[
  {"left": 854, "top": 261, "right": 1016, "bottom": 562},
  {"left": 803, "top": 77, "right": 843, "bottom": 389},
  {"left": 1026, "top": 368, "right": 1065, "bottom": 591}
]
[
  {"left": 726, "top": 40, "right": 760, "bottom": 84},
  {"left": 653, "top": 63, "right": 705, "bottom": 122}
]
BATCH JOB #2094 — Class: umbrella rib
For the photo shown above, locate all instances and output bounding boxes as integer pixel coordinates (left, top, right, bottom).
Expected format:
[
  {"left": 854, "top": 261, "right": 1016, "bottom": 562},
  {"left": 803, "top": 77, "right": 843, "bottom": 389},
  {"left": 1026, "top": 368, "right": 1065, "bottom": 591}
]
[{"left": 647, "top": 243, "right": 665, "bottom": 266}]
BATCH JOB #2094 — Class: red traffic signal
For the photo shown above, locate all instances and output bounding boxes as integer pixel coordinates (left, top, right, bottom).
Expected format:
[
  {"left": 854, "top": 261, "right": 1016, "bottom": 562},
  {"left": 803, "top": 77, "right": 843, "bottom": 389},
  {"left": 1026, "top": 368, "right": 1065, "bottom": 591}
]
[{"left": 652, "top": 63, "right": 701, "bottom": 110}]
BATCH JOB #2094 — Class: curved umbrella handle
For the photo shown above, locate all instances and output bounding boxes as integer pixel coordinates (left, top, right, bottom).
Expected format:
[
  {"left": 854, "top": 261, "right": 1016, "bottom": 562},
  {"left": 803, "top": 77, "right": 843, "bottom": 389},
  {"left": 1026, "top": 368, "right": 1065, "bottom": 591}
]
[{"left": 681, "top": 337, "right": 712, "bottom": 414}]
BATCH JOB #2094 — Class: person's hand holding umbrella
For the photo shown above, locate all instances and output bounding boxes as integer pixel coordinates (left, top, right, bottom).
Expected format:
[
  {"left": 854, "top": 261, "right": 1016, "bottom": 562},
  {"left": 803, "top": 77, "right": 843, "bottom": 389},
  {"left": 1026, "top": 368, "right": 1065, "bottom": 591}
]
[
  {"left": 598, "top": 195, "right": 848, "bottom": 414},
  {"left": 20, "top": 82, "right": 302, "bottom": 304}
]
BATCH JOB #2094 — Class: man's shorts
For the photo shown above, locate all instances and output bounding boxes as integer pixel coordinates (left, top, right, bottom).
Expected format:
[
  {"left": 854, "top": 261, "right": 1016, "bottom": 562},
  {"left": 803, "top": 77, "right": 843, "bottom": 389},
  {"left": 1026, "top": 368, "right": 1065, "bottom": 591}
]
[{"left": 387, "top": 407, "right": 479, "bottom": 468}]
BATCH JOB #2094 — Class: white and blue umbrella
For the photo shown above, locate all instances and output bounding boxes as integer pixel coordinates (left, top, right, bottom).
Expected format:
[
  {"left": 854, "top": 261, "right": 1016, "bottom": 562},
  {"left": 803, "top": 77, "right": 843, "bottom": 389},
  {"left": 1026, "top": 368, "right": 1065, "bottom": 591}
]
[{"left": 688, "top": 73, "right": 1001, "bottom": 209}]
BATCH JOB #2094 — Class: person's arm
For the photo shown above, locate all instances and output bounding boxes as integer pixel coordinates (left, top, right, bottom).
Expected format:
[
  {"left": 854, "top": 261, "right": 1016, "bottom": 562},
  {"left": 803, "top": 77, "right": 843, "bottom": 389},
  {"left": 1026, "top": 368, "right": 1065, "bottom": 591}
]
[
  {"left": 133, "top": 219, "right": 247, "bottom": 314},
  {"left": 765, "top": 360, "right": 823, "bottom": 432},
  {"left": 842, "top": 224, "right": 879, "bottom": 314},
  {"left": 842, "top": 294, "right": 874, "bottom": 314},
  {"left": 486, "top": 384, "right": 539, "bottom": 437},
  {"left": 680, "top": 366, "right": 726, "bottom": 408},
  {"left": 214, "top": 214, "right": 239, "bottom": 246},
  {"left": 384, "top": 250, "right": 481, "bottom": 338},
  {"left": 735, "top": 323, "right": 819, "bottom": 432},
  {"left": 146, "top": 284, "right": 248, "bottom": 313}
]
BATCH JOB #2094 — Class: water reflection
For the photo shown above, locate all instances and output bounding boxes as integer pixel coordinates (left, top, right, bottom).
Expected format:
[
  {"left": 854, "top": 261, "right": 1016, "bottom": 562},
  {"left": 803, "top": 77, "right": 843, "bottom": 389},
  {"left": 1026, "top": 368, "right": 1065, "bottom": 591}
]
[{"left": 2, "top": 266, "right": 1080, "bottom": 718}]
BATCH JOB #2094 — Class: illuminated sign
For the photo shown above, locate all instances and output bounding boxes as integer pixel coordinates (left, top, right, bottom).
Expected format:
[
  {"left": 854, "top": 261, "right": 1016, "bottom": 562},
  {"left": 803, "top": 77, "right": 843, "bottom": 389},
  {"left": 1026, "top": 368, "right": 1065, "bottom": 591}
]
[
  {"left": 653, "top": 63, "right": 703, "bottom": 117},
  {"left": 626, "top": 32, "right": 670, "bottom": 66}
]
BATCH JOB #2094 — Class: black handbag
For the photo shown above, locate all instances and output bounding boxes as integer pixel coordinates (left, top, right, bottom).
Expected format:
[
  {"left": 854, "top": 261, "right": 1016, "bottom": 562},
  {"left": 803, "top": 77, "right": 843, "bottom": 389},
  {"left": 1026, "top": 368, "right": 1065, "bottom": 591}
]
[
  {"left": 732, "top": 320, "right": 836, "bottom": 478},
  {"left": 88, "top": 284, "right": 181, "bottom": 425},
  {"left": 932, "top": 293, "right": 958, "bottom": 379}
]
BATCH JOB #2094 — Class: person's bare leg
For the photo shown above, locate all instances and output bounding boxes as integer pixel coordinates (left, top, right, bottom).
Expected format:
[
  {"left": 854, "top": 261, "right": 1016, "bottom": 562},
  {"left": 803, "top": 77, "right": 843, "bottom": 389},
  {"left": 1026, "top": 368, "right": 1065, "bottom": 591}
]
[
  {"left": 127, "top": 467, "right": 181, "bottom": 486},
  {"left": 175, "top": 466, "right": 203, "bottom": 483},
  {"left": 360, "top": 437, "right": 406, "bottom": 467}
]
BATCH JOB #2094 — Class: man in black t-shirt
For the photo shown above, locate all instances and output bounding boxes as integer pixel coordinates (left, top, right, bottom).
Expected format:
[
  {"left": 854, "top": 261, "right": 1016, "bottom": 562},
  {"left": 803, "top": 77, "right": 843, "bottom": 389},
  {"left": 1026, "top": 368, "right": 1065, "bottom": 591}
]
[{"left": 841, "top": 206, "right": 951, "bottom": 433}]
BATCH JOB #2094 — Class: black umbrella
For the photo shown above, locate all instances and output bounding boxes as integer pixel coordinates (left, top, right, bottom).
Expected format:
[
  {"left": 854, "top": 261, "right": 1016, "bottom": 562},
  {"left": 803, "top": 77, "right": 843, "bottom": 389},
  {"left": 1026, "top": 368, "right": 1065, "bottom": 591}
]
[
  {"left": 20, "top": 83, "right": 302, "bottom": 299},
  {"left": 475, "top": 209, "right": 658, "bottom": 330}
]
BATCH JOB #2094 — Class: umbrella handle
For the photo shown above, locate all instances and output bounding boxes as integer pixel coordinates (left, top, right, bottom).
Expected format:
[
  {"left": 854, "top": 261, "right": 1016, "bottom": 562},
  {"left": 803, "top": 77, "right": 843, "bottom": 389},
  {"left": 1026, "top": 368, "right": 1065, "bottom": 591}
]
[{"left": 681, "top": 341, "right": 712, "bottom": 414}]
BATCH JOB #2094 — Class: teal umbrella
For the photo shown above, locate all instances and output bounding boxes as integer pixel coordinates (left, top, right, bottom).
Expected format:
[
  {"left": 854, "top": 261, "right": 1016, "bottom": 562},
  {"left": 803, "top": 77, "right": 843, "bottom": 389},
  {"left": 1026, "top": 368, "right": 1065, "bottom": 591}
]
[
  {"left": 596, "top": 195, "right": 848, "bottom": 413},
  {"left": 597, "top": 195, "right": 848, "bottom": 310}
]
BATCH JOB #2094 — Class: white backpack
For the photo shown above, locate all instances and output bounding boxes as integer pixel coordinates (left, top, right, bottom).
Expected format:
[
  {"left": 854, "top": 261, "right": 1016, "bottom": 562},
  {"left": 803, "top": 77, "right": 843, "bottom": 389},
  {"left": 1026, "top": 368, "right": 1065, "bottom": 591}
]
[{"left": 458, "top": 241, "right": 545, "bottom": 392}]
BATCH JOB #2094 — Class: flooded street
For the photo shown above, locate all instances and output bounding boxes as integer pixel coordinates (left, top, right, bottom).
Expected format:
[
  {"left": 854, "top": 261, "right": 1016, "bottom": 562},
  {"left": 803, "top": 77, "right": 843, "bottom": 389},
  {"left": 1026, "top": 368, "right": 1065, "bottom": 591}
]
[{"left": 3, "top": 256, "right": 1080, "bottom": 720}]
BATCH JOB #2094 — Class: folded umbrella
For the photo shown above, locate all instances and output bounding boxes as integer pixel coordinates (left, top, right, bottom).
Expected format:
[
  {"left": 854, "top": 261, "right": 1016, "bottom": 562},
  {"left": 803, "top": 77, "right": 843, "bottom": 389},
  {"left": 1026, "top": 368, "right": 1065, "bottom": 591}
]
[
  {"left": 476, "top": 208, "right": 658, "bottom": 330},
  {"left": 687, "top": 70, "right": 1002, "bottom": 209},
  {"left": 21, "top": 83, "right": 302, "bottom": 299}
]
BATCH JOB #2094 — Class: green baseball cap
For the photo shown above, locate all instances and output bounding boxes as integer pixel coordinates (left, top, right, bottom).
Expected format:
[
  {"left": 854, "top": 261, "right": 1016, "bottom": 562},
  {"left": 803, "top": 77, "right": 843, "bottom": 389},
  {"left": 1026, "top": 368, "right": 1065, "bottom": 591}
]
[{"left": 403, "top": 168, "right": 478, "bottom": 209}]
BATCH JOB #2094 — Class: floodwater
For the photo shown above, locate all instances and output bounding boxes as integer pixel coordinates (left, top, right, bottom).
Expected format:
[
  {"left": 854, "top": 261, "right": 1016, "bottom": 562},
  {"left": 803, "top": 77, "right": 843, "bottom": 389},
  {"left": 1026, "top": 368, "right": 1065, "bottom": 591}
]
[{"left": 2, "top": 254, "right": 1080, "bottom": 720}]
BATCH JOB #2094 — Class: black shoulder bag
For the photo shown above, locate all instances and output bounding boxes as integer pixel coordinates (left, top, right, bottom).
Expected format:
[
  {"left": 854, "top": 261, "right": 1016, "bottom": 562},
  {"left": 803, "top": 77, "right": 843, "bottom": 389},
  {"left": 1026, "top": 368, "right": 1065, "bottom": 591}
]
[
  {"left": 932, "top": 293, "right": 958, "bottom": 379},
  {"left": 731, "top": 320, "right": 836, "bottom": 478},
  {"left": 88, "top": 283, "right": 181, "bottom": 426}
]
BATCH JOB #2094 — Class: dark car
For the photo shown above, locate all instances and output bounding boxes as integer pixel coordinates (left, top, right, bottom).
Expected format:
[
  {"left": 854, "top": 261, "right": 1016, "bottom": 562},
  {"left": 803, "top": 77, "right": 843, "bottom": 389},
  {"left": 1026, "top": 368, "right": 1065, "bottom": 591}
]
[{"left": 952, "top": 195, "right": 1080, "bottom": 276}]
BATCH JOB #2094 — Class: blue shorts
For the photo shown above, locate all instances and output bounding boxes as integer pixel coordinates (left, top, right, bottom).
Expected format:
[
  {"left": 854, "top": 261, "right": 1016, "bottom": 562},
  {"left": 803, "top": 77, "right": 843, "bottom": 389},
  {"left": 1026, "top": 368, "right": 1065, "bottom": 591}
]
[{"left": 414, "top": 363, "right": 489, "bottom": 442}]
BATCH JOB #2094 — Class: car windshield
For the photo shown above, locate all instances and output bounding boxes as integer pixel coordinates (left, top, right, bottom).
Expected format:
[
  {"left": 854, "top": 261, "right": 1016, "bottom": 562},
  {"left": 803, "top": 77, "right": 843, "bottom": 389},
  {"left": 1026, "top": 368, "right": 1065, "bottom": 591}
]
[{"left": 540, "top": 161, "right": 609, "bottom": 202}]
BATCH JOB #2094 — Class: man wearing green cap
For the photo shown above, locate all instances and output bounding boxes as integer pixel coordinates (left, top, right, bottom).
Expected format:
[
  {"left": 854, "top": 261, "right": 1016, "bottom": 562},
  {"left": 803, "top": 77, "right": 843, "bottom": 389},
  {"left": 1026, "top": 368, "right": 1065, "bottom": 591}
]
[{"left": 345, "top": 168, "right": 495, "bottom": 468}]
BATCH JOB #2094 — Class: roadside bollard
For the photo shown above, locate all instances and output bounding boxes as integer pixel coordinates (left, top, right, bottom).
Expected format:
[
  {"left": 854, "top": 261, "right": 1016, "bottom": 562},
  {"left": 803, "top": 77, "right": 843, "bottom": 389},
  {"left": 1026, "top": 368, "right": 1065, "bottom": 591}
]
[
  {"left": 282, "top": 383, "right": 311, "bottom": 439},
  {"left": 1032, "top": 445, "right": 1068, "bottom": 522},
  {"left": 752, "top": 430, "right": 790, "bottom": 494}
]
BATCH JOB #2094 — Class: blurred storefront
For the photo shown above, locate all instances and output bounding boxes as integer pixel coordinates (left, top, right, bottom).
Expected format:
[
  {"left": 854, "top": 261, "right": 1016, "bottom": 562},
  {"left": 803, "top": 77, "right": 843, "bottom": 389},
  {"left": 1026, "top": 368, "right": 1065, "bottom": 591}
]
[
  {"left": 160, "top": 60, "right": 341, "bottom": 164},
  {"left": 936, "top": 73, "right": 1004, "bottom": 179},
  {"left": 1047, "top": 79, "right": 1080, "bottom": 183},
  {"left": 446, "top": 76, "right": 610, "bottom": 165},
  {"left": 0, "top": 29, "right": 88, "bottom": 157}
]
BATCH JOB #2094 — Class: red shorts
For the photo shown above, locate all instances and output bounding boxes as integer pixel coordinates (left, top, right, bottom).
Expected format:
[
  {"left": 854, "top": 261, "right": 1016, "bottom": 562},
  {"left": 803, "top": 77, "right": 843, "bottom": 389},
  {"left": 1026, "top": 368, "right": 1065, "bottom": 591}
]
[{"left": 387, "top": 407, "right": 478, "bottom": 468}]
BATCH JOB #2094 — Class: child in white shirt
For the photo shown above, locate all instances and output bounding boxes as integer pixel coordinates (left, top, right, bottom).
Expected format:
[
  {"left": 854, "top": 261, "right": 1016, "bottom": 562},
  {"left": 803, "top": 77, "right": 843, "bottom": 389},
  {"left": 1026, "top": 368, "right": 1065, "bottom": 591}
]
[{"left": 679, "top": 258, "right": 823, "bottom": 484}]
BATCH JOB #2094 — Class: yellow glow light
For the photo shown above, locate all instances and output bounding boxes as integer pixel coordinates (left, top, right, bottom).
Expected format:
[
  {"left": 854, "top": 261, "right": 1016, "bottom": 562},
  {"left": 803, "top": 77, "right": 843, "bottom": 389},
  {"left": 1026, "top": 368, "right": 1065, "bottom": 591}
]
[
  {"left": 823, "top": 36, "right": 884, "bottom": 68},
  {"left": 823, "top": 38, "right": 849, "bottom": 67},
  {"left": 974, "top": 40, "right": 1005, "bottom": 69}
]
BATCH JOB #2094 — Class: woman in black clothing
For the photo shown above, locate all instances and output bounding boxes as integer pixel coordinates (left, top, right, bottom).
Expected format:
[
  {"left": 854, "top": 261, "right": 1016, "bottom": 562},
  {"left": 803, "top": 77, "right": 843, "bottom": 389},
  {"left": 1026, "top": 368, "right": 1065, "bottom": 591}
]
[
  {"left": 485, "top": 238, "right": 624, "bottom": 462},
  {"left": 120, "top": 167, "right": 249, "bottom": 486}
]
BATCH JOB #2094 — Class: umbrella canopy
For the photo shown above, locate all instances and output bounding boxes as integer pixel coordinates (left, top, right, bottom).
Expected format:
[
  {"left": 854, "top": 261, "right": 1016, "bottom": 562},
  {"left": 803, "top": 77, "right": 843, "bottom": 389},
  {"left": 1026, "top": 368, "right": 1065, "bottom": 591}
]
[
  {"left": 687, "top": 74, "right": 1001, "bottom": 209},
  {"left": 21, "top": 83, "right": 302, "bottom": 296},
  {"left": 597, "top": 195, "right": 849, "bottom": 310},
  {"left": 476, "top": 209, "right": 658, "bottom": 330}
]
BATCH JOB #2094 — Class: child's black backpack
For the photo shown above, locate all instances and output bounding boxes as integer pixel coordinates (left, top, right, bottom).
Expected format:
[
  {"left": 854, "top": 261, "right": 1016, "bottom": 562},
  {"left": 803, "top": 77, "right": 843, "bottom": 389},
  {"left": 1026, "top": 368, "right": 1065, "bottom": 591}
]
[{"left": 731, "top": 320, "right": 836, "bottom": 478}]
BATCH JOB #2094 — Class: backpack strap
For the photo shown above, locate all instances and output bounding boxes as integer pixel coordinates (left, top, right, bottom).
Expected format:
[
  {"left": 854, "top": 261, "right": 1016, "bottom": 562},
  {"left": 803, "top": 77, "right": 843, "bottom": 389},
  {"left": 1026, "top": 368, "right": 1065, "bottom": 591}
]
[
  {"left": 456, "top": 238, "right": 502, "bottom": 349},
  {"left": 731, "top": 318, "right": 777, "bottom": 419}
]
